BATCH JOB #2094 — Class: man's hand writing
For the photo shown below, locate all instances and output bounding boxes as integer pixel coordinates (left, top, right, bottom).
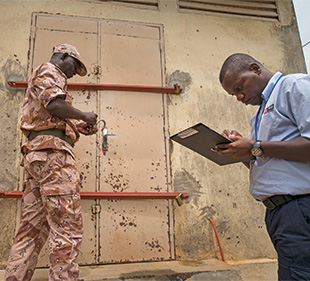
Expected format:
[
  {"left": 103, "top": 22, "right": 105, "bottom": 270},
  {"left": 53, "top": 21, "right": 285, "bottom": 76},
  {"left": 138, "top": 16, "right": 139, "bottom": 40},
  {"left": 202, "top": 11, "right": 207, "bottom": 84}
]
[
  {"left": 216, "top": 135, "right": 254, "bottom": 159},
  {"left": 221, "top": 129, "right": 243, "bottom": 139}
]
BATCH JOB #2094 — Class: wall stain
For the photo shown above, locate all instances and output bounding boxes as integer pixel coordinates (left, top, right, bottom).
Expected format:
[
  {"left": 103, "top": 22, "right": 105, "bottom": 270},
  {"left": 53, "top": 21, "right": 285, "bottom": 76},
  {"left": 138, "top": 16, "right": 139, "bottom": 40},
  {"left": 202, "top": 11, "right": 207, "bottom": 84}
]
[
  {"left": 0, "top": 58, "right": 26, "bottom": 99},
  {"left": 271, "top": 24, "right": 306, "bottom": 74},
  {"left": 176, "top": 219, "right": 213, "bottom": 259},
  {"left": 167, "top": 70, "right": 192, "bottom": 92},
  {"left": 167, "top": 70, "right": 192, "bottom": 103},
  {"left": 0, "top": 59, "right": 26, "bottom": 190},
  {"left": 173, "top": 169, "right": 202, "bottom": 207},
  {"left": 199, "top": 205, "right": 217, "bottom": 221},
  {"left": 0, "top": 58, "right": 27, "bottom": 267}
]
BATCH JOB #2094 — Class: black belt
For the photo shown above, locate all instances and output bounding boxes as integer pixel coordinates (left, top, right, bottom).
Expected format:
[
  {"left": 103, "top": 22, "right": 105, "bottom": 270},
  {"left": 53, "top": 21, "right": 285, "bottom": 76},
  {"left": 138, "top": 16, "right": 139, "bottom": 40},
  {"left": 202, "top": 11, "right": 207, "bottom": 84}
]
[
  {"left": 28, "top": 129, "right": 74, "bottom": 147},
  {"left": 262, "top": 194, "right": 303, "bottom": 210}
]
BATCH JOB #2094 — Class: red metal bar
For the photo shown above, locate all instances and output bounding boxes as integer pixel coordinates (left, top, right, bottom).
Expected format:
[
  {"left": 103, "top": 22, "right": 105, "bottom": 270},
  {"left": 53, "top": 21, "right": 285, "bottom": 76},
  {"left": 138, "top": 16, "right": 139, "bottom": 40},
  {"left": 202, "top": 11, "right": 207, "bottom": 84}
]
[
  {"left": 8, "top": 81, "right": 182, "bottom": 94},
  {"left": 0, "top": 191, "right": 189, "bottom": 200},
  {"left": 81, "top": 192, "right": 189, "bottom": 200}
]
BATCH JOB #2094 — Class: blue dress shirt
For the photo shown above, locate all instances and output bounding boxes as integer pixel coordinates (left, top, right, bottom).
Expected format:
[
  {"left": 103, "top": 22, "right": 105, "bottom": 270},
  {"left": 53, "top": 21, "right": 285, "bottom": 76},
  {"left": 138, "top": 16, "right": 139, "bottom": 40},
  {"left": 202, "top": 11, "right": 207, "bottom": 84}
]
[{"left": 249, "top": 72, "right": 310, "bottom": 200}]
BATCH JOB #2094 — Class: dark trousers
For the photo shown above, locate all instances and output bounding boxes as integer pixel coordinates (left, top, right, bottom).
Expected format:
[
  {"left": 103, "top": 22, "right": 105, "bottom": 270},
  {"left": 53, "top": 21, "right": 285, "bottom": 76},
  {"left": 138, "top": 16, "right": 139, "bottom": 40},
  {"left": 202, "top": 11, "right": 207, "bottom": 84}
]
[{"left": 265, "top": 195, "right": 310, "bottom": 281}]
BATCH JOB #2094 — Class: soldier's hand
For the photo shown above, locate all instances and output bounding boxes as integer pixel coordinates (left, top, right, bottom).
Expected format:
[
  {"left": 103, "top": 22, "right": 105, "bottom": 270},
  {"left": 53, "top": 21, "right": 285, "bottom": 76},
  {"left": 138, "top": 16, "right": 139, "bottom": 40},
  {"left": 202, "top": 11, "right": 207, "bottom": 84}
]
[
  {"left": 77, "top": 122, "right": 98, "bottom": 135},
  {"left": 83, "top": 112, "right": 98, "bottom": 124}
]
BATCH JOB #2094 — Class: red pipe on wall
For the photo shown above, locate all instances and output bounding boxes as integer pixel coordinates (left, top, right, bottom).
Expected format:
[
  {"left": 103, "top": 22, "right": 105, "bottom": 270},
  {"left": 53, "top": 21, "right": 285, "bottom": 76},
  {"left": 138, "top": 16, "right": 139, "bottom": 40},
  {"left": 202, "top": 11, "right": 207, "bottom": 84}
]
[
  {"left": 0, "top": 191, "right": 189, "bottom": 200},
  {"left": 8, "top": 81, "right": 182, "bottom": 94}
]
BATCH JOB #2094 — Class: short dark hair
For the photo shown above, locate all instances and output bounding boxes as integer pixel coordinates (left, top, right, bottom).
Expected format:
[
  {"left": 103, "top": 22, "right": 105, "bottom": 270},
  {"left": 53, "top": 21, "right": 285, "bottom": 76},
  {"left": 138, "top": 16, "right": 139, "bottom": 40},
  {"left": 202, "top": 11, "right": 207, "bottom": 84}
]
[{"left": 219, "top": 53, "right": 261, "bottom": 83}]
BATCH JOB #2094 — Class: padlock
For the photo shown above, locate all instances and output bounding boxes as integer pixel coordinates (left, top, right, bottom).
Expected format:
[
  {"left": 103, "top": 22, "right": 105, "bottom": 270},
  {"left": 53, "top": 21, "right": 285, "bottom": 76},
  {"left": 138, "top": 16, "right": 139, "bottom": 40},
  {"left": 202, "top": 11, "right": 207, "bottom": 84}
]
[{"left": 175, "top": 193, "right": 185, "bottom": 206}]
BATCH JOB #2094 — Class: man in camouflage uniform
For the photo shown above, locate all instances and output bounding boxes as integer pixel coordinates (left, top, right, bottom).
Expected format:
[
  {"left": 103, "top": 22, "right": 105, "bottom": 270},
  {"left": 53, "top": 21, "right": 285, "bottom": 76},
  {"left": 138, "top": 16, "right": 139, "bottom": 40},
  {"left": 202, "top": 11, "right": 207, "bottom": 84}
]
[{"left": 5, "top": 44, "right": 97, "bottom": 281}]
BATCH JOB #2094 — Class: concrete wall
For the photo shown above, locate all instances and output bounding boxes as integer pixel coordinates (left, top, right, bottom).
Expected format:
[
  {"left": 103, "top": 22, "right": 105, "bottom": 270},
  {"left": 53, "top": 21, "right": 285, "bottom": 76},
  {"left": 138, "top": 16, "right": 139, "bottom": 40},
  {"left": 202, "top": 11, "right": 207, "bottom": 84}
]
[{"left": 0, "top": 0, "right": 306, "bottom": 267}]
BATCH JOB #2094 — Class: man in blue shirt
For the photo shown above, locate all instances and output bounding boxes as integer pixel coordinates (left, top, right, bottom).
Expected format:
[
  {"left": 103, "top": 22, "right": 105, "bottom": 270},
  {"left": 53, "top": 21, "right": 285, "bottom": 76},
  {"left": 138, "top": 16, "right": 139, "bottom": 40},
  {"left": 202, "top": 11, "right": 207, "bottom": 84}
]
[{"left": 217, "top": 53, "right": 310, "bottom": 280}]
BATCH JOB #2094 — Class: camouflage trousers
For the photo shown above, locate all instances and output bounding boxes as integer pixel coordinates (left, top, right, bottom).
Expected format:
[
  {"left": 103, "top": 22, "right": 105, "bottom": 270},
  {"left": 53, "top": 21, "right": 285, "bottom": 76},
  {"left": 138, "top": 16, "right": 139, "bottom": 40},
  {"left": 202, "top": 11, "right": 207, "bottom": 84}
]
[{"left": 5, "top": 150, "right": 83, "bottom": 281}]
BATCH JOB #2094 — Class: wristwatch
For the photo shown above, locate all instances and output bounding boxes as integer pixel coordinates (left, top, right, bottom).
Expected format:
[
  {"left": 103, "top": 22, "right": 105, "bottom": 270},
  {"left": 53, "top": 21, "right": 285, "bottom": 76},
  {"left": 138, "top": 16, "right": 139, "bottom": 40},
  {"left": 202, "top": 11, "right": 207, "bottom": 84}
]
[{"left": 251, "top": 141, "right": 263, "bottom": 157}]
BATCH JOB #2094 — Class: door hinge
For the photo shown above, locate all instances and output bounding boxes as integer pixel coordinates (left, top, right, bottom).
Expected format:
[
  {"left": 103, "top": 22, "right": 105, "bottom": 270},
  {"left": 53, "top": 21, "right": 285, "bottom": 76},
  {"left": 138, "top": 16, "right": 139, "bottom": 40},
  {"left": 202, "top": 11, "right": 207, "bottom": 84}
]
[{"left": 91, "top": 203, "right": 102, "bottom": 215}]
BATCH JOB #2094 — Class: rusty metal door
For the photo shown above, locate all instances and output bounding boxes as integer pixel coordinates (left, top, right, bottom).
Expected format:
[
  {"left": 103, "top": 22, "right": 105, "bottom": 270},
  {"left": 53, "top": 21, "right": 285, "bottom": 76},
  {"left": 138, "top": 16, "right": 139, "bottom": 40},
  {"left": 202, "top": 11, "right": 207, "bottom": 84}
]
[
  {"left": 97, "top": 20, "right": 173, "bottom": 263},
  {"left": 25, "top": 13, "right": 173, "bottom": 266}
]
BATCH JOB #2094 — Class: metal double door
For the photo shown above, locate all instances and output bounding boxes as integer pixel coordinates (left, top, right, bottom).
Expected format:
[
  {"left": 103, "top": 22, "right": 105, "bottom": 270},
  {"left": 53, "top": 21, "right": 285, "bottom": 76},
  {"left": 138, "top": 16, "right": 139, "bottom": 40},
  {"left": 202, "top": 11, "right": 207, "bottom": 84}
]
[{"left": 26, "top": 13, "right": 174, "bottom": 266}]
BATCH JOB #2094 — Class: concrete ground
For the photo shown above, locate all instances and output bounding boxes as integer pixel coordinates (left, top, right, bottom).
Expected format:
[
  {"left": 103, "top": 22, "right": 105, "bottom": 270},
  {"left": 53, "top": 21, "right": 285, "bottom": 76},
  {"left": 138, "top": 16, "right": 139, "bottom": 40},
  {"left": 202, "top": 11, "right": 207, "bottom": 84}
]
[
  {"left": 227, "top": 259, "right": 277, "bottom": 281},
  {"left": 0, "top": 258, "right": 277, "bottom": 281}
]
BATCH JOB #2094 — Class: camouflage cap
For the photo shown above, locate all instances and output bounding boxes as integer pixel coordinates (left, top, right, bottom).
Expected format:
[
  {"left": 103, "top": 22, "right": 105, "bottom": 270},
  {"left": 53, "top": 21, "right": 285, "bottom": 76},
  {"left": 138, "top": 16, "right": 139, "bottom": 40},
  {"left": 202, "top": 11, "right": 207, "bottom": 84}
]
[{"left": 53, "top": 43, "right": 87, "bottom": 76}]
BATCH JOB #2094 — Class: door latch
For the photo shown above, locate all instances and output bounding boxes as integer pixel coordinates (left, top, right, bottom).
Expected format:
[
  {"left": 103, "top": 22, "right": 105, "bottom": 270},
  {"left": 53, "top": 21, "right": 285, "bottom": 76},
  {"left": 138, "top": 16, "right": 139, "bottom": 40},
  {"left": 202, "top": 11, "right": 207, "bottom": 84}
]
[{"left": 96, "top": 119, "right": 116, "bottom": 155}]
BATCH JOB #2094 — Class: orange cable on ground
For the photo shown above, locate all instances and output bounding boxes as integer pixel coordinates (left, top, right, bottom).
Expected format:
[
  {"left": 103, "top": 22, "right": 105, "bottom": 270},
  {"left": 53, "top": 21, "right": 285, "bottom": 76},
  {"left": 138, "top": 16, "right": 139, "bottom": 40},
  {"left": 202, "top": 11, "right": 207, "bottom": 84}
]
[{"left": 209, "top": 218, "right": 225, "bottom": 262}]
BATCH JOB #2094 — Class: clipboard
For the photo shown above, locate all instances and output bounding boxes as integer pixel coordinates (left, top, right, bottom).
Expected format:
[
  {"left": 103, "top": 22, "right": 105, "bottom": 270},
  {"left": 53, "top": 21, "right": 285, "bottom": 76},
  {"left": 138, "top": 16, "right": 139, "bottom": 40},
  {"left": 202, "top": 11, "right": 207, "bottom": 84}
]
[{"left": 170, "top": 123, "right": 254, "bottom": 166}]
